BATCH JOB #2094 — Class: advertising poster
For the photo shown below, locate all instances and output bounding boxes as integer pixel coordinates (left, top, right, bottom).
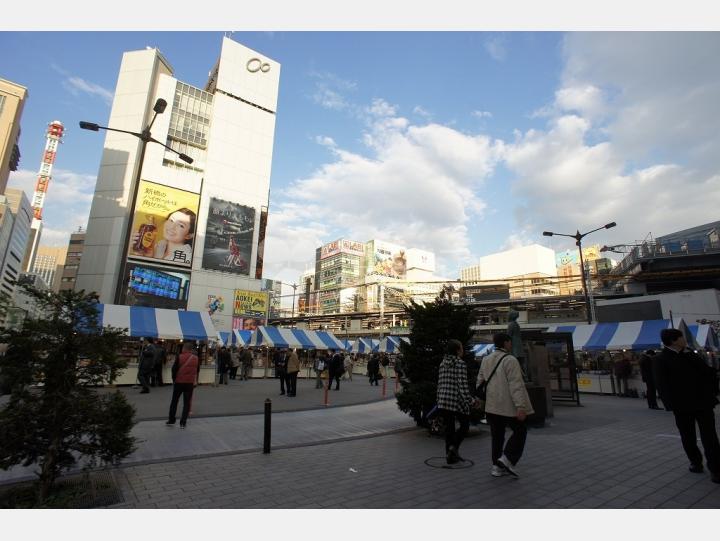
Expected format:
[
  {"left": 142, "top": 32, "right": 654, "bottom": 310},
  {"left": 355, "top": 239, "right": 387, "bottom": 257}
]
[
  {"left": 128, "top": 180, "right": 200, "bottom": 268},
  {"left": 206, "top": 294, "right": 225, "bottom": 316},
  {"left": 368, "top": 241, "right": 407, "bottom": 279},
  {"left": 202, "top": 197, "right": 255, "bottom": 275},
  {"left": 233, "top": 289, "right": 268, "bottom": 317},
  {"left": 255, "top": 207, "right": 268, "bottom": 279},
  {"left": 122, "top": 262, "right": 191, "bottom": 310}
]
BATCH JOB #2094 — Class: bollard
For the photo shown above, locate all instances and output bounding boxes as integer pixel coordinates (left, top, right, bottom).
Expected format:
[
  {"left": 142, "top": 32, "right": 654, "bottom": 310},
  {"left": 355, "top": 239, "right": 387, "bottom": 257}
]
[{"left": 263, "top": 398, "right": 271, "bottom": 454}]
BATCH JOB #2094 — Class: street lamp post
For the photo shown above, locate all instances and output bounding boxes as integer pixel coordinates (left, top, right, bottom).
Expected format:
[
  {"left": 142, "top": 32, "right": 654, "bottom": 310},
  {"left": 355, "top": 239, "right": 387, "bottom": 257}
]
[
  {"left": 543, "top": 222, "right": 616, "bottom": 325},
  {"left": 80, "top": 98, "right": 194, "bottom": 305}
]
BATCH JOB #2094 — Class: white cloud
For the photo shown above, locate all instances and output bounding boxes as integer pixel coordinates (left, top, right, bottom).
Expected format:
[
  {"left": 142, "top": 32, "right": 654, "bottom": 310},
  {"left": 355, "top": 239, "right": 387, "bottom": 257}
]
[
  {"left": 413, "top": 105, "right": 432, "bottom": 118},
  {"left": 472, "top": 110, "right": 493, "bottom": 119},
  {"left": 62, "top": 76, "right": 113, "bottom": 105},
  {"left": 264, "top": 104, "right": 503, "bottom": 282},
  {"left": 484, "top": 36, "right": 507, "bottom": 62},
  {"left": 6, "top": 168, "right": 95, "bottom": 247},
  {"left": 310, "top": 71, "right": 357, "bottom": 111}
]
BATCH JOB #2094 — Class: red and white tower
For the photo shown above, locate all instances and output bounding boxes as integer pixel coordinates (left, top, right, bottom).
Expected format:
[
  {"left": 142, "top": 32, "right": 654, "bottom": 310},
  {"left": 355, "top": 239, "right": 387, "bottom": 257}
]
[{"left": 23, "top": 120, "right": 64, "bottom": 272}]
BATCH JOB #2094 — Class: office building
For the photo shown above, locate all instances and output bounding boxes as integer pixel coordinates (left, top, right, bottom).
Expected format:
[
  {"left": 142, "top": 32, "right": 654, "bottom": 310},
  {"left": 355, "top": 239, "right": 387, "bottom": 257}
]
[
  {"left": 0, "top": 79, "right": 28, "bottom": 194},
  {"left": 75, "top": 37, "right": 280, "bottom": 332},
  {"left": 31, "top": 245, "right": 67, "bottom": 293},
  {"left": 0, "top": 189, "right": 32, "bottom": 306},
  {"left": 59, "top": 230, "right": 85, "bottom": 292}
]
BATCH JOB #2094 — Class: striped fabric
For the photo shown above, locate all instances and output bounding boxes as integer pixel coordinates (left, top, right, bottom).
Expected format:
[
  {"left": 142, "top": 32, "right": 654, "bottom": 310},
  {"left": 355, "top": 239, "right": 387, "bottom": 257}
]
[
  {"left": 249, "top": 326, "right": 345, "bottom": 350},
  {"left": 95, "top": 304, "right": 218, "bottom": 341}
]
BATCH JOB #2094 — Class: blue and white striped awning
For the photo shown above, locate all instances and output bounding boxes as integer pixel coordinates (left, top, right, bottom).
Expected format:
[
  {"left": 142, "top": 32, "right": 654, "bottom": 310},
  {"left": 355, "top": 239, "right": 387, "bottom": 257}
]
[
  {"left": 472, "top": 343, "right": 495, "bottom": 357},
  {"left": 545, "top": 320, "right": 674, "bottom": 351},
  {"left": 233, "top": 329, "right": 253, "bottom": 346},
  {"left": 341, "top": 339, "right": 353, "bottom": 352},
  {"left": 376, "top": 336, "right": 401, "bottom": 353},
  {"left": 688, "top": 324, "right": 719, "bottom": 351},
  {"left": 249, "top": 326, "right": 345, "bottom": 350},
  {"left": 351, "top": 338, "right": 379, "bottom": 354},
  {"left": 96, "top": 304, "right": 218, "bottom": 341}
]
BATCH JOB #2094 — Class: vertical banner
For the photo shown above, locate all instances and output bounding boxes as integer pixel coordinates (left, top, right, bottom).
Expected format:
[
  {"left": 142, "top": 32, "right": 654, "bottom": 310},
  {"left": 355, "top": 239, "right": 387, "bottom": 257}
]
[
  {"left": 202, "top": 197, "right": 256, "bottom": 275},
  {"left": 255, "top": 206, "right": 268, "bottom": 279}
]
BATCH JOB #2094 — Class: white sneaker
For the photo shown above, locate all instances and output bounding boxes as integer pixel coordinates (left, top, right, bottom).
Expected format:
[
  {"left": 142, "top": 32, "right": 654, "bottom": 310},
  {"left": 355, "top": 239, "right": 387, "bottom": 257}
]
[
  {"left": 491, "top": 465, "right": 509, "bottom": 477},
  {"left": 498, "top": 455, "right": 519, "bottom": 478}
]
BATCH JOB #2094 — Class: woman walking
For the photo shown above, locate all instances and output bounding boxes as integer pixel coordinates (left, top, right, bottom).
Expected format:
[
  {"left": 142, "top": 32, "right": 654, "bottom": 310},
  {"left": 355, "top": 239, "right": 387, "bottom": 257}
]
[{"left": 167, "top": 341, "right": 199, "bottom": 429}]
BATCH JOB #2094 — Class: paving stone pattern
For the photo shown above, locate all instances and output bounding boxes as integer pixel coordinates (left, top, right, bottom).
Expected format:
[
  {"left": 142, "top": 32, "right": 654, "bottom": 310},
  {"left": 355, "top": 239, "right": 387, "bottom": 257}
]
[{"left": 109, "top": 394, "right": 720, "bottom": 509}]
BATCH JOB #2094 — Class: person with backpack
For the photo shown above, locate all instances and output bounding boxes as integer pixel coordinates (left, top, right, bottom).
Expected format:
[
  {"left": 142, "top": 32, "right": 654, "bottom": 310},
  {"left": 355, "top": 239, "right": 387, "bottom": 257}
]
[
  {"left": 166, "top": 341, "right": 199, "bottom": 429},
  {"left": 313, "top": 352, "right": 327, "bottom": 389},
  {"left": 478, "top": 332, "right": 534, "bottom": 479},
  {"left": 137, "top": 338, "right": 157, "bottom": 394},
  {"left": 328, "top": 350, "right": 344, "bottom": 391}
]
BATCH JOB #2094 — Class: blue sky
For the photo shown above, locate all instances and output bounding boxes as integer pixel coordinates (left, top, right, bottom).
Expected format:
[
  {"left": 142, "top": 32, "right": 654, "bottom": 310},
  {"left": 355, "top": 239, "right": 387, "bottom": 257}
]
[{"left": 3, "top": 30, "right": 720, "bottom": 284}]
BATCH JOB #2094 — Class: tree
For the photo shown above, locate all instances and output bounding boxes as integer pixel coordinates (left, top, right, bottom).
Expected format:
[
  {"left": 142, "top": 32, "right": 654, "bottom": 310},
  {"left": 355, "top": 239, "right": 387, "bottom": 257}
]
[
  {"left": 0, "top": 286, "right": 136, "bottom": 505},
  {"left": 396, "top": 287, "right": 476, "bottom": 427}
]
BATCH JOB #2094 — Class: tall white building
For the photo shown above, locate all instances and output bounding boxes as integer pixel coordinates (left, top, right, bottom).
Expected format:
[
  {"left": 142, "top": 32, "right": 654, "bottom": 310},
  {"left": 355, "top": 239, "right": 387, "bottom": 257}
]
[
  {"left": 76, "top": 38, "right": 280, "bottom": 332},
  {"left": 0, "top": 189, "right": 33, "bottom": 301},
  {"left": 460, "top": 244, "right": 559, "bottom": 298}
]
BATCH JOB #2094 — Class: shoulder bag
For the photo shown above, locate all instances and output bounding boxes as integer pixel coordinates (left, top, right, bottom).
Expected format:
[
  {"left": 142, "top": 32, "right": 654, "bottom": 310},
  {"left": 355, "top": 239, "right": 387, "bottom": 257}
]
[{"left": 473, "top": 354, "right": 509, "bottom": 413}]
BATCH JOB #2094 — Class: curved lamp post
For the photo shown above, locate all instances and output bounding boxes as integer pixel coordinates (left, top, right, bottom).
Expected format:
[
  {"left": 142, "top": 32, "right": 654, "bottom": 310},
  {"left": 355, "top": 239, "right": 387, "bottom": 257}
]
[
  {"left": 543, "top": 222, "right": 616, "bottom": 324},
  {"left": 80, "top": 99, "right": 194, "bottom": 304}
]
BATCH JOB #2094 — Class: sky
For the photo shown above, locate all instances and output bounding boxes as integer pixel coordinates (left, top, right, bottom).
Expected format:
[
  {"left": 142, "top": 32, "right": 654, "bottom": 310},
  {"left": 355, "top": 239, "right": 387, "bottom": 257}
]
[{"left": 2, "top": 27, "right": 720, "bottom": 289}]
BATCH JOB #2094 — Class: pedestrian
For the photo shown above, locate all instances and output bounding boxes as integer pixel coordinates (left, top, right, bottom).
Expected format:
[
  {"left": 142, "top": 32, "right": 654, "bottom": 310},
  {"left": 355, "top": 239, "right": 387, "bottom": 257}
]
[
  {"left": 328, "top": 350, "right": 344, "bottom": 390},
  {"left": 437, "top": 339, "right": 477, "bottom": 465},
  {"left": 344, "top": 352, "right": 354, "bottom": 381},
  {"left": 137, "top": 338, "right": 156, "bottom": 394},
  {"left": 640, "top": 349, "right": 661, "bottom": 409},
  {"left": 166, "top": 341, "right": 199, "bottom": 429},
  {"left": 314, "top": 353, "right": 327, "bottom": 389},
  {"left": 274, "top": 348, "right": 288, "bottom": 395},
  {"left": 150, "top": 341, "right": 166, "bottom": 387},
  {"left": 614, "top": 354, "right": 632, "bottom": 396},
  {"left": 367, "top": 353, "right": 380, "bottom": 386},
  {"left": 240, "top": 346, "right": 253, "bottom": 380},
  {"left": 478, "top": 332, "right": 534, "bottom": 479},
  {"left": 229, "top": 346, "right": 240, "bottom": 380},
  {"left": 654, "top": 328, "right": 720, "bottom": 484},
  {"left": 217, "top": 346, "right": 231, "bottom": 385},
  {"left": 286, "top": 348, "right": 300, "bottom": 397}
]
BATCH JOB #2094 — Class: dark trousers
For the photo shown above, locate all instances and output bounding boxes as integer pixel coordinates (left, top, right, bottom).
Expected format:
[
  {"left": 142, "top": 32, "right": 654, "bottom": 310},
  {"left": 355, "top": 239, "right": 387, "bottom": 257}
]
[
  {"left": 168, "top": 383, "right": 194, "bottom": 425},
  {"left": 440, "top": 409, "right": 470, "bottom": 454},
  {"left": 486, "top": 412, "right": 528, "bottom": 466},
  {"left": 673, "top": 409, "right": 720, "bottom": 474},
  {"left": 229, "top": 366, "right": 239, "bottom": 379},
  {"left": 329, "top": 373, "right": 341, "bottom": 390},
  {"left": 369, "top": 372, "right": 379, "bottom": 386},
  {"left": 286, "top": 371, "right": 298, "bottom": 396},
  {"left": 151, "top": 364, "right": 163, "bottom": 387},
  {"left": 645, "top": 380, "right": 659, "bottom": 408},
  {"left": 138, "top": 371, "right": 152, "bottom": 391},
  {"left": 277, "top": 369, "right": 287, "bottom": 393}
]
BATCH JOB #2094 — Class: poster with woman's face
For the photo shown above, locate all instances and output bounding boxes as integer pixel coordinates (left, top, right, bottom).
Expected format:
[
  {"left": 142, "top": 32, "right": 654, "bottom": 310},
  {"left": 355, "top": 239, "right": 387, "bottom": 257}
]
[
  {"left": 128, "top": 180, "right": 200, "bottom": 268},
  {"left": 202, "top": 197, "right": 256, "bottom": 275}
]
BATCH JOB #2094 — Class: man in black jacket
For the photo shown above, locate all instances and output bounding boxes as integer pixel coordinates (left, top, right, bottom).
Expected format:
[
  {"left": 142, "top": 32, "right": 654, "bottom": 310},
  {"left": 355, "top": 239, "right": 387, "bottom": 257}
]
[
  {"left": 640, "top": 350, "right": 661, "bottom": 409},
  {"left": 274, "top": 349, "right": 288, "bottom": 395},
  {"left": 655, "top": 328, "right": 720, "bottom": 484}
]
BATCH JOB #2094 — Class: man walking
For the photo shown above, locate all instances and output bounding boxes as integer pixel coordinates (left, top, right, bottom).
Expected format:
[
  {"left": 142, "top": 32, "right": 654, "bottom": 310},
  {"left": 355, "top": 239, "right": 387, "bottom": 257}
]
[
  {"left": 274, "top": 348, "right": 288, "bottom": 395},
  {"left": 286, "top": 348, "right": 300, "bottom": 397},
  {"left": 478, "top": 332, "right": 534, "bottom": 479},
  {"left": 655, "top": 328, "right": 720, "bottom": 484},
  {"left": 166, "top": 341, "right": 199, "bottom": 429},
  {"left": 328, "top": 350, "right": 344, "bottom": 391},
  {"left": 436, "top": 339, "right": 476, "bottom": 465},
  {"left": 313, "top": 353, "right": 327, "bottom": 389},
  {"left": 239, "top": 346, "right": 253, "bottom": 380},
  {"left": 217, "top": 346, "right": 231, "bottom": 385},
  {"left": 137, "top": 338, "right": 156, "bottom": 394},
  {"left": 640, "top": 349, "right": 661, "bottom": 409}
]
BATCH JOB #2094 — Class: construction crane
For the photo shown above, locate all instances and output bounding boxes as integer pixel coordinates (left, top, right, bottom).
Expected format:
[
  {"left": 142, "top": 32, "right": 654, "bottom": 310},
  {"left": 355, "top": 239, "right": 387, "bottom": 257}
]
[{"left": 23, "top": 121, "right": 64, "bottom": 272}]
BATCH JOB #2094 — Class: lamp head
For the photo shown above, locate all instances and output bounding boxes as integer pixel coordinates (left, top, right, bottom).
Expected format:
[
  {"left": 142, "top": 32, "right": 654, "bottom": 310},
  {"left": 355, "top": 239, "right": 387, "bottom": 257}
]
[
  {"left": 178, "top": 153, "right": 193, "bottom": 164},
  {"left": 605, "top": 222, "right": 617, "bottom": 229},
  {"left": 153, "top": 98, "right": 168, "bottom": 114},
  {"left": 79, "top": 121, "right": 99, "bottom": 131},
  {"left": 542, "top": 231, "right": 554, "bottom": 237}
]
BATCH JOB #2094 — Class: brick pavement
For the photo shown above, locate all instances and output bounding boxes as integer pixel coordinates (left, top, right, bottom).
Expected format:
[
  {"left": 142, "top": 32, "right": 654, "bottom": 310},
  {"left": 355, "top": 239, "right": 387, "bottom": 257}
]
[{"left": 109, "top": 394, "right": 720, "bottom": 509}]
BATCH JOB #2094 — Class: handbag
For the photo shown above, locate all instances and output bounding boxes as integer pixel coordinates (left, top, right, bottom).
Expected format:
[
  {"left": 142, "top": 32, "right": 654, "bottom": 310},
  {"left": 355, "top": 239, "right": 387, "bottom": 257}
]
[{"left": 474, "top": 354, "right": 509, "bottom": 413}]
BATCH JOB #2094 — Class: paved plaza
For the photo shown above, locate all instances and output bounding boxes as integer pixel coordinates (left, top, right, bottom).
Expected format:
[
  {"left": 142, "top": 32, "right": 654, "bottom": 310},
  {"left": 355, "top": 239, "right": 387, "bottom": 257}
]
[{"left": 2, "top": 378, "right": 720, "bottom": 508}]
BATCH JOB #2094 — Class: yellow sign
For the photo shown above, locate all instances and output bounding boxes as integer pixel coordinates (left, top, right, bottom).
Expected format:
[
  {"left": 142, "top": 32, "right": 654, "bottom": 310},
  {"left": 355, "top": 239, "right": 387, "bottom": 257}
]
[
  {"left": 577, "top": 378, "right": 592, "bottom": 388},
  {"left": 233, "top": 289, "right": 269, "bottom": 317},
  {"left": 128, "top": 180, "right": 200, "bottom": 268}
]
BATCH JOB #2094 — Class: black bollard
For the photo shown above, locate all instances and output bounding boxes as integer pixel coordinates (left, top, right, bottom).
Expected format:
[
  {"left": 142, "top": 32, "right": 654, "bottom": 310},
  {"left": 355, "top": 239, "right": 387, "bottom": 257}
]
[{"left": 263, "top": 398, "right": 271, "bottom": 454}]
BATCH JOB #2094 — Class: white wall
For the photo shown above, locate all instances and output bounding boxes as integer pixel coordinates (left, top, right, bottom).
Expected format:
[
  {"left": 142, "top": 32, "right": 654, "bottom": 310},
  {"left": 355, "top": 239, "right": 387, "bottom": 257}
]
[
  {"left": 597, "top": 289, "right": 720, "bottom": 323},
  {"left": 478, "top": 244, "right": 557, "bottom": 280}
]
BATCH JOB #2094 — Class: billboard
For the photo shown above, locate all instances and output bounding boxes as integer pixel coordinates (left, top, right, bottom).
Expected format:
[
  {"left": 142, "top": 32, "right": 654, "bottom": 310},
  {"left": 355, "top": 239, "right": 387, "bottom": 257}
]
[
  {"left": 233, "top": 289, "right": 269, "bottom": 317},
  {"left": 367, "top": 240, "right": 407, "bottom": 279},
  {"left": 556, "top": 245, "right": 601, "bottom": 267},
  {"left": 122, "top": 263, "right": 191, "bottom": 310},
  {"left": 202, "top": 197, "right": 256, "bottom": 275},
  {"left": 320, "top": 238, "right": 365, "bottom": 260},
  {"left": 128, "top": 180, "right": 200, "bottom": 268},
  {"left": 406, "top": 248, "right": 435, "bottom": 272},
  {"left": 255, "top": 207, "right": 268, "bottom": 279}
]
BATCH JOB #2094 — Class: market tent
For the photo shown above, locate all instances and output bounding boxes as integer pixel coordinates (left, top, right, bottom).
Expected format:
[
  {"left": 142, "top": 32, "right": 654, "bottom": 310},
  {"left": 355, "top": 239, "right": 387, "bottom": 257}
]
[
  {"left": 232, "top": 329, "right": 253, "bottom": 346},
  {"left": 218, "top": 331, "right": 231, "bottom": 346},
  {"left": 545, "top": 320, "right": 675, "bottom": 351},
  {"left": 376, "top": 336, "right": 404, "bottom": 353},
  {"left": 688, "top": 324, "right": 720, "bottom": 351},
  {"left": 249, "top": 326, "right": 345, "bottom": 350},
  {"left": 472, "top": 343, "right": 495, "bottom": 357},
  {"left": 95, "top": 304, "right": 218, "bottom": 341},
  {"left": 351, "top": 338, "right": 378, "bottom": 354}
]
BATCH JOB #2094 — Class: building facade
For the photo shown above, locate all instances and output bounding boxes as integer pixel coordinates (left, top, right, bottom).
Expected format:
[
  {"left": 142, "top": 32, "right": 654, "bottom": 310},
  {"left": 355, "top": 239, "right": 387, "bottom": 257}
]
[
  {"left": 75, "top": 38, "right": 280, "bottom": 333},
  {"left": 0, "top": 189, "right": 33, "bottom": 327},
  {"left": 0, "top": 79, "right": 28, "bottom": 194},
  {"left": 31, "top": 245, "right": 67, "bottom": 293},
  {"left": 59, "top": 230, "right": 85, "bottom": 292}
]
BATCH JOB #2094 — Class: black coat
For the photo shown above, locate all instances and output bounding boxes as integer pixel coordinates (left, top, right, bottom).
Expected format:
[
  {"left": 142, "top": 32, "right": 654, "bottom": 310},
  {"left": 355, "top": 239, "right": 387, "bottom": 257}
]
[
  {"left": 654, "top": 347, "right": 719, "bottom": 412},
  {"left": 330, "top": 354, "right": 344, "bottom": 377},
  {"left": 639, "top": 354, "right": 655, "bottom": 383}
]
